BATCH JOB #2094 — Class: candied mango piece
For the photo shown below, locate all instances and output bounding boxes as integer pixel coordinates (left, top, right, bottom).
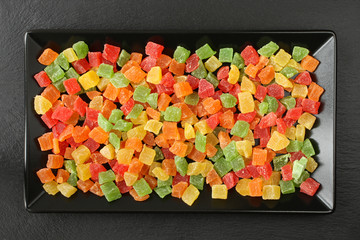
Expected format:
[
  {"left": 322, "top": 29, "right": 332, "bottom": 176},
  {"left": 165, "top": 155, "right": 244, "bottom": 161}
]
[
  {"left": 117, "top": 148, "right": 134, "bottom": 164},
  {"left": 241, "top": 76, "right": 256, "bottom": 94},
  {"left": 144, "top": 119, "right": 163, "bottom": 135},
  {"left": 275, "top": 73, "right": 293, "bottom": 89},
  {"left": 152, "top": 167, "right": 170, "bottom": 181},
  {"left": 238, "top": 92, "right": 254, "bottom": 114},
  {"left": 236, "top": 179, "right": 251, "bottom": 196},
  {"left": 78, "top": 70, "right": 100, "bottom": 90},
  {"left": 236, "top": 140, "right": 252, "bottom": 158},
  {"left": 298, "top": 112, "right": 316, "bottom": 130}
]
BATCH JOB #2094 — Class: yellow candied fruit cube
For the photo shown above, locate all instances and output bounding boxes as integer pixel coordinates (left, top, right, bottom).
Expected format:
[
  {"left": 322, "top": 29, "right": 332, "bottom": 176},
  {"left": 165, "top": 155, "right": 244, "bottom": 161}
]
[
  {"left": 267, "top": 131, "right": 290, "bottom": 151},
  {"left": 100, "top": 144, "right": 115, "bottom": 160},
  {"left": 139, "top": 145, "right": 156, "bottom": 165},
  {"left": 262, "top": 185, "right": 281, "bottom": 200},
  {"left": 152, "top": 167, "right": 169, "bottom": 181},
  {"left": 76, "top": 163, "right": 91, "bottom": 181},
  {"left": 298, "top": 112, "right": 316, "bottom": 130},
  {"left": 97, "top": 77, "right": 110, "bottom": 91},
  {"left": 194, "top": 120, "right": 212, "bottom": 135},
  {"left": 182, "top": 184, "right": 200, "bottom": 206},
  {"left": 238, "top": 92, "right": 254, "bottom": 114},
  {"left": 240, "top": 76, "right": 256, "bottom": 95},
  {"left": 206, "top": 132, "right": 219, "bottom": 146},
  {"left": 117, "top": 148, "right": 134, "bottom": 164},
  {"left": 131, "top": 111, "right": 148, "bottom": 125},
  {"left": 63, "top": 48, "right": 78, "bottom": 63},
  {"left": 184, "top": 123, "right": 196, "bottom": 140},
  {"left": 205, "top": 56, "right": 222, "bottom": 72},
  {"left": 149, "top": 162, "right": 162, "bottom": 177},
  {"left": 244, "top": 129, "right": 255, "bottom": 146},
  {"left": 285, "top": 126, "right": 296, "bottom": 140},
  {"left": 295, "top": 124, "right": 306, "bottom": 142},
  {"left": 71, "top": 145, "right": 91, "bottom": 165},
  {"left": 228, "top": 64, "right": 240, "bottom": 84},
  {"left": 43, "top": 181, "right": 59, "bottom": 195},
  {"left": 236, "top": 178, "right": 251, "bottom": 196},
  {"left": 262, "top": 171, "right": 281, "bottom": 186},
  {"left": 79, "top": 70, "right": 100, "bottom": 90},
  {"left": 184, "top": 142, "right": 194, "bottom": 156},
  {"left": 181, "top": 114, "right": 199, "bottom": 127},
  {"left": 291, "top": 83, "right": 308, "bottom": 98},
  {"left": 127, "top": 125, "right": 147, "bottom": 140},
  {"left": 34, "top": 95, "right": 52, "bottom": 115},
  {"left": 306, "top": 156, "right": 318, "bottom": 173},
  {"left": 201, "top": 160, "right": 214, "bottom": 177},
  {"left": 286, "top": 59, "right": 304, "bottom": 72},
  {"left": 89, "top": 95, "right": 103, "bottom": 110},
  {"left": 269, "top": 55, "right": 283, "bottom": 72},
  {"left": 212, "top": 184, "right": 228, "bottom": 199},
  {"left": 275, "top": 73, "right": 293, "bottom": 89},
  {"left": 274, "top": 49, "right": 291, "bottom": 67},
  {"left": 187, "top": 162, "right": 206, "bottom": 176},
  {"left": 144, "top": 119, "right": 163, "bottom": 135},
  {"left": 57, "top": 182, "right": 77, "bottom": 198},
  {"left": 124, "top": 172, "right": 138, "bottom": 186},
  {"left": 236, "top": 140, "right": 252, "bottom": 158},
  {"left": 146, "top": 66, "right": 162, "bottom": 84}
]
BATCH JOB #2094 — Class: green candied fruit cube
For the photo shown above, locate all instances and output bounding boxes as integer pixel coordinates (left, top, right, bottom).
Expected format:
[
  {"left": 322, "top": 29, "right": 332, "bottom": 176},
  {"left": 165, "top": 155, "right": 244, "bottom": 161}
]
[
  {"left": 174, "top": 156, "right": 188, "bottom": 176},
  {"left": 273, "top": 154, "right": 290, "bottom": 171},
  {"left": 299, "top": 156, "right": 308, "bottom": 166},
  {"left": 109, "top": 109, "right": 124, "bottom": 124},
  {"left": 231, "top": 52, "right": 245, "bottom": 69},
  {"left": 117, "top": 49, "right": 131, "bottom": 67},
  {"left": 98, "top": 170, "right": 116, "bottom": 184},
  {"left": 164, "top": 106, "right": 182, "bottom": 122},
  {"left": 133, "top": 85, "right": 151, "bottom": 103},
  {"left": 219, "top": 48, "right": 234, "bottom": 63},
  {"left": 259, "top": 101, "right": 269, "bottom": 115},
  {"left": 174, "top": 46, "right": 191, "bottom": 63},
  {"left": 195, "top": 131, "right": 206, "bottom": 153},
  {"left": 292, "top": 158, "right": 307, "bottom": 180},
  {"left": 157, "top": 176, "right": 173, "bottom": 188},
  {"left": 184, "top": 93, "right": 200, "bottom": 106},
  {"left": 54, "top": 53, "right": 70, "bottom": 70},
  {"left": 98, "top": 113, "right": 113, "bottom": 132},
  {"left": 44, "top": 63, "right": 65, "bottom": 82},
  {"left": 292, "top": 46, "right": 309, "bottom": 62},
  {"left": 52, "top": 77, "right": 67, "bottom": 93},
  {"left": 191, "top": 60, "right": 207, "bottom": 79},
  {"left": 113, "top": 119, "right": 133, "bottom": 132},
  {"left": 100, "top": 182, "right": 122, "bottom": 202},
  {"left": 220, "top": 93, "right": 237, "bottom": 108},
  {"left": 97, "top": 63, "right": 114, "bottom": 79},
  {"left": 231, "top": 155, "right": 245, "bottom": 172},
  {"left": 72, "top": 41, "right": 89, "bottom": 59},
  {"left": 154, "top": 185, "right": 172, "bottom": 198},
  {"left": 147, "top": 93, "right": 158, "bottom": 109},
  {"left": 133, "top": 178, "right": 152, "bottom": 197},
  {"left": 280, "top": 96, "right": 296, "bottom": 110},
  {"left": 65, "top": 67, "right": 80, "bottom": 79},
  {"left": 109, "top": 132, "right": 120, "bottom": 150},
  {"left": 64, "top": 160, "right": 77, "bottom": 174},
  {"left": 206, "top": 72, "right": 219, "bottom": 88},
  {"left": 286, "top": 140, "right": 304, "bottom": 153},
  {"left": 279, "top": 180, "right": 295, "bottom": 194},
  {"left": 214, "top": 157, "right": 232, "bottom": 177},
  {"left": 209, "top": 145, "right": 223, "bottom": 162},
  {"left": 195, "top": 43, "right": 216, "bottom": 60},
  {"left": 154, "top": 146, "right": 164, "bottom": 161},
  {"left": 110, "top": 72, "right": 130, "bottom": 88},
  {"left": 231, "top": 121, "right": 250, "bottom": 138},
  {"left": 258, "top": 41, "right": 279, "bottom": 57},
  {"left": 67, "top": 173, "right": 78, "bottom": 186},
  {"left": 293, "top": 170, "right": 310, "bottom": 187},
  {"left": 126, "top": 104, "right": 144, "bottom": 120},
  {"left": 190, "top": 174, "right": 205, "bottom": 190},
  {"left": 264, "top": 95, "right": 278, "bottom": 113},
  {"left": 223, "top": 141, "right": 239, "bottom": 162},
  {"left": 301, "top": 139, "right": 316, "bottom": 157},
  {"left": 280, "top": 67, "right": 298, "bottom": 78}
]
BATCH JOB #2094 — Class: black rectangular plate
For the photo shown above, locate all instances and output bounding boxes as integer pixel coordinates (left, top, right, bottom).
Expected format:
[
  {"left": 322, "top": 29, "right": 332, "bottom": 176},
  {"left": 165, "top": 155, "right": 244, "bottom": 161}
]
[{"left": 25, "top": 31, "right": 336, "bottom": 213}]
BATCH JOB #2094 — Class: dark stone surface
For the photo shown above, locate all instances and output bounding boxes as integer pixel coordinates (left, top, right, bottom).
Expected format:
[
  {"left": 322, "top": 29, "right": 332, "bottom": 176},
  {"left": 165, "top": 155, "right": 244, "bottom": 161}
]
[{"left": 0, "top": 0, "right": 359, "bottom": 239}]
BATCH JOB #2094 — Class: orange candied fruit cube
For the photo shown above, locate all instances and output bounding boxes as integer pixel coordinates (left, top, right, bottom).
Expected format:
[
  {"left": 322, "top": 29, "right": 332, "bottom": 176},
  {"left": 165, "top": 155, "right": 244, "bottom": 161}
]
[
  {"left": 77, "top": 179, "right": 94, "bottom": 193},
  {"left": 172, "top": 182, "right": 189, "bottom": 198},
  {"left": 121, "top": 60, "right": 140, "bottom": 74},
  {"left": 143, "top": 132, "right": 156, "bottom": 147},
  {"left": 244, "top": 64, "right": 260, "bottom": 78},
  {"left": 202, "top": 97, "right": 222, "bottom": 115},
  {"left": 124, "top": 66, "right": 147, "bottom": 83},
  {"left": 187, "top": 147, "right": 206, "bottom": 162},
  {"left": 169, "top": 141, "right": 188, "bottom": 158},
  {"left": 64, "top": 147, "right": 75, "bottom": 159},
  {"left": 206, "top": 168, "right": 222, "bottom": 186},
  {"left": 36, "top": 168, "right": 55, "bottom": 183},
  {"left": 248, "top": 178, "right": 263, "bottom": 197},
  {"left": 156, "top": 54, "right": 172, "bottom": 70},
  {"left": 308, "top": 82, "right": 324, "bottom": 102},
  {"left": 162, "top": 121, "right": 180, "bottom": 140},
  {"left": 206, "top": 144, "right": 218, "bottom": 158},
  {"left": 103, "top": 83, "right": 120, "bottom": 101},
  {"left": 90, "top": 182, "right": 104, "bottom": 197},
  {"left": 169, "top": 59, "right": 185, "bottom": 76},
  {"left": 38, "top": 48, "right": 59, "bottom": 65},
  {"left": 218, "top": 131, "right": 231, "bottom": 149},
  {"left": 173, "top": 82, "right": 193, "bottom": 98},
  {"left": 162, "top": 158, "right": 177, "bottom": 176},
  {"left": 219, "top": 110, "right": 235, "bottom": 129},
  {"left": 144, "top": 175, "right": 157, "bottom": 189},
  {"left": 146, "top": 107, "right": 161, "bottom": 121},
  {"left": 155, "top": 133, "right": 170, "bottom": 148},
  {"left": 173, "top": 102, "right": 194, "bottom": 120},
  {"left": 256, "top": 55, "right": 269, "bottom": 69},
  {"left": 301, "top": 55, "right": 320, "bottom": 72},
  {"left": 72, "top": 125, "right": 91, "bottom": 143},
  {"left": 125, "top": 138, "right": 143, "bottom": 152},
  {"left": 252, "top": 148, "right": 268, "bottom": 166},
  {"left": 157, "top": 93, "right": 172, "bottom": 112},
  {"left": 55, "top": 169, "right": 70, "bottom": 183},
  {"left": 58, "top": 124, "right": 74, "bottom": 142},
  {"left": 128, "top": 158, "right": 144, "bottom": 174},
  {"left": 130, "top": 52, "right": 143, "bottom": 64},
  {"left": 46, "top": 154, "right": 64, "bottom": 169},
  {"left": 258, "top": 65, "right": 275, "bottom": 85},
  {"left": 86, "top": 90, "right": 102, "bottom": 100},
  {"left": 38, "top": 132, "right": 54, "bottom": 151},
  {"left": 41, "top": 84, "right": 60, "bottom": 104},
  {"left": 118, "top": 87, "right": 133, "bottom": 105},
  {"left": 88, "top": 127, "right": 109, "bottom": 144},
  {"left": 101, "top": 100, "right": 117, "bottom": 119}
]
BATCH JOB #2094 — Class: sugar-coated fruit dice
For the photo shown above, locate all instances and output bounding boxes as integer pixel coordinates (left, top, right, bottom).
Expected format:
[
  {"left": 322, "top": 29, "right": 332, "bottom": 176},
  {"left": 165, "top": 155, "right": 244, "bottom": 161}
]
[{"left": 212, "top": 184, "right": 228, "bottom": 199}]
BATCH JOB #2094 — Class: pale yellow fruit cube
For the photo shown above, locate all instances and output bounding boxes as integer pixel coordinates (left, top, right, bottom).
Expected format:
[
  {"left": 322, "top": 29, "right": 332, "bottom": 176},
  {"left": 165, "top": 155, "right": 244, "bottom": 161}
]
[
  {"left": 236, "top": 140, "right": 252, "bottom": 158},
  {"left": 238, "top": 92, "right": 255, "bottom": 114},
  {"left": 182, "top": 184, "right": 200, "bottom": 206},
  {"left": 243, "top": 129, "right": 255, "bottom": 146},
  {"left": 275, "top": 73, "right": 293, "bottom": 89},
  {"left": 152, "top": 167, "right": 169, "bottom": 181},
  {"left": 201, "top": 160, "right": 214, "bottom": 177},
  {"left": 124, "top": 172, "right": 138, "bottom": 186},
  {"left": 212, "top": 184, "right": 228, "bottom": 199},
  {"left": 100, "top": 144, "right": 115, "bottom": 160},
  {"left": 117, "top": 148, "right": 134, "bottom": 164},
  {"left": 206, "top": 132, "right": 219, "bottom": 145},
  {"left": 236, "top": 179, "right": 251, "bottom": 196},
  {"left": 205, "top": 56, "right": 222, "bottom": 72},
  {"left": 184, "top": 123, "right": 196, "bottom": 139},
  {"left": 267, "top": 131, "right": 290, "bottom": 151},
  {"left": 262, "top": 171, "right": 281, "bottom": 186},
  {"left": 306, "top": 156, "right": 318, "bottom": 173},
  {"left": 269, "top": 55, "right": 283, "bottom": 72},
  {"left": 149, "top": 162, "right": 162, "bottom": 177},
  {"left": 63, "top": 48, "right": 78, "bottom": 62},
  {"left": 286, "top": 59, "right": 304, "bottom": 72},
  {"left": 72, "top": 145, "right": 91, "bottom": 165},
  {"left": 139, "top": 145, "right": 156, "bottom": 165},
  {"left": 79, "top": 70, "right": 100, "bottom": 90},
  {"left": 57, "top": 182, "right": 77, "bottom": 198},
  {"left": 228, "top": 64, "right": 240, "bottom": 84},
  {"left": 34, "top": 95, "right": 52, "bottom": 115},
  {"left": 96, "top": 77, "right": 110, "bottom": 91},
  {"left": 298, "top": 112, "right": 316, "bottom": 130},
  {"left": 241, "top": 76, "right": 256, "bottom": 94},
  {"left": 43, "top": 181, "right": 59, "bottom": 195},
  {"left": 285, "top": 126, "right": 296, "bottom": 140},
  {"left": 89, "top": 95, "right": 103, "bottom": 110},
  {"left": 187, "top": 162, "right": 206, "bottom": 175},
  {"left": 144, "top": 119, "right": 163, "bottom": 135},
  {"left": 295, "top": 124, "right": 306, "bottom": 142},
  {"left": 76, "top": 163, "right": 91, "bottom": 181},
  {"left": 146, "top": 66, "right": 162, "bottom": 84},
  {"left": 291, "top": 83, "right": 308, "bottom": 98},
  {"left": 262, "top": 185, "right": 281, "bottom": 200},
  {"left": 274, "top": 49, "right": 291, "bottom": 67},
  {"left": 127, "top": 125, "right": 147, "bottom": 140},
  {"left": 131, "top": 111, "right": 148, "bottom": 125},
  {"left": 194, "top": 120, "right": 212, "bottom": 135}
]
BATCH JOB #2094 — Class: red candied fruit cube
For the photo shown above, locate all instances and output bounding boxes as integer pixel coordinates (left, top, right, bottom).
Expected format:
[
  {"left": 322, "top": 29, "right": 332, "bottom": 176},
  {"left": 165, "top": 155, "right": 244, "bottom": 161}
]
[
  {"left": 241, "top": 45, "right": 260, "bottom": 66},
  {"left": 54, "top": 140, "right": 68, "bottom": 156},
  {"left": 89, "top": 163, "right": 107, "bottom": 181},
  {"left": 51, "top": 106, "right": 73, "bottom": 123},
  {"left": 281, "top": 164, "right": 292, "bottom": 181},
  {"left": 290, "top": 151, "right": 306, "bottom": 162},
  {"left": 86, "top": 107, "right": 100, "bottom": 122},
  {"left": 254, "top": 125, "right": 270, "bottom": 139},
  {"left": 246, "top": 164, "right": 260, "bottom": 178},
  {"left": 283, "top": 116, "right": 297, "bottom": 127},
  {"left": 258, "top": 112, "right": 277, "bottom": 129},
  {"left": 145, "top": 42, "right": 164, "bottom": 59},
  {"left": 257, "top": 162, "right": 273, "bottom": 180},
  {"left": 275, "top": 100, "right": 287, "bottom": 118},
  {"left": 218, "top": 79, "right": 234, "bottom": 92},
  {"left": 285, "top": 107, "right": 303, "bottom": 120},
  {"left": 83, "top": 118, "right": 98, "bottom": 130},
  {"left": 160, "top": 72, "right": 175, "bottom": 88},
  {"left": 116, "top": 180, "right": 133, "bottom": 194},
  {"left": 260, "top": 136, "right": 270, "bottom": 148},
  {"left": 112, "top": 162, "right": 129, "bottom": 177},
  {"left": 301, "top": 99, "right": 321, "bottom": 114},
  {"left": 41, "top": 109, "right": 58, "bottom": 128},
  {"left": 185, "top": 53, "right": 200, "bottom": 73},
  {"left": 255, "top": 85, "right": 267, "bottom": 101},
  {"left": 206, "top": 112, "right": 222, "bottom": 129},
  {"left": 222, "top": 171, "right": 239, "bottom": 189},
  {"left": 103, "top": 44, "right": 121, "bottom": 63},
  {"left": 88, "top": 52, "right": 103, "bottom": 68},
  {"left": 83, "top": 138, "right": 100, "bottom": 153},
  {"left": 295, "top": 71, "right": 312, "bottom": 85},
  {"left": 235, "top": 167, "right": 252, "bottom": 179},
  {"left": 172, "top": 173, "right": 189, "bottom": 186},
  {"left": 217, "top": 66, "right": 229, "bottom": 80},
  {"left": 72, "top": 58, "right": 91, "bottom": 74},
  {"left": 267, "top": 84, "right": 284, "bottom": 99},
  {"left": 156, "top": 84, "right": 174, "bottom": 95},
  {"left": 295, "top": 98, "right": 303, "bottom": 108},
  {"left": 300, "top": 178, "right": 320, "bottom": 196},
  {"left": 140, "top": 56, "right": 157, "bottom": 72},
  {"left": 237, "top": 111, "right": 256, "bottom": 123},
  {"left": 161, "top": 148, "right": 175, "bottom": 159},
  {"left": 66, "top": 137, "right": 82, "bottom": 149},
  {"left": 186, "top": 75, "right": 200, "bottom": 90},
  {"left": 52, "top": 122, "right": 67, "bottom": 138},
  {"left": 73, "top": 96, "right": 88, "bottom": 117},
  {"left": 63, "top": 78, "right": 81, "bottom": 95},
  {"left": 276, "top": 118, "right": 287, "bottom": 134},
  {"left": 34, "top": 71, "right": 51, "bottom": 87},
  {"left": 120, "top": 98, "right": 135, "bottom": 116},
  {"left": 198, "top": 79, "right": 215, "bottom": 98}
]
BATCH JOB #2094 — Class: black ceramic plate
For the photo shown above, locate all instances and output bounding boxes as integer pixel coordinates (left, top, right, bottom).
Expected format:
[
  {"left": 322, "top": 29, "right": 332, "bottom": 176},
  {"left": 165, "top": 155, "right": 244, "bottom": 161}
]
[{"left": 24, "top": 31, "right": 336, "bottom": 213}]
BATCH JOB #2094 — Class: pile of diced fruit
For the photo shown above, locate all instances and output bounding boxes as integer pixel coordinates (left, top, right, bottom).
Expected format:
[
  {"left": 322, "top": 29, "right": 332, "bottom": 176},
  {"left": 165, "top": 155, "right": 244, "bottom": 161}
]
[{"left": 34, "top": 38, "right": 324, "bottom": 206}]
